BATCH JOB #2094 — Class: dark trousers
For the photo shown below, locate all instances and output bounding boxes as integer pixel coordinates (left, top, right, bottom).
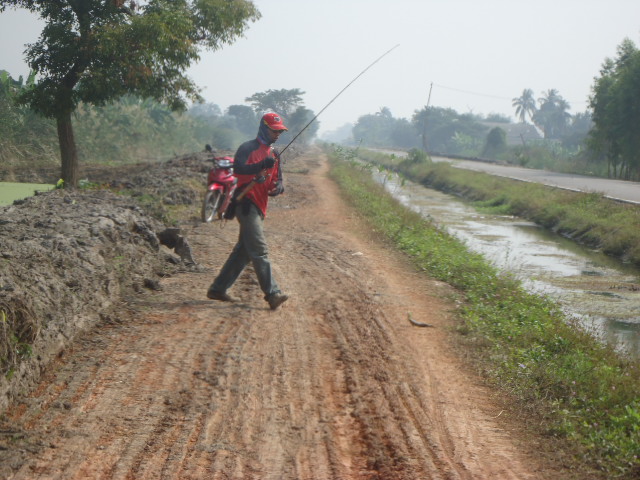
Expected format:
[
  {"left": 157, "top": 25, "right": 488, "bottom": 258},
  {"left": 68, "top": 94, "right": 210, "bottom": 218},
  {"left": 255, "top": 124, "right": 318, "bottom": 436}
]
[{"left": 210, "top": 201, "right": 280, "bottom": 297}]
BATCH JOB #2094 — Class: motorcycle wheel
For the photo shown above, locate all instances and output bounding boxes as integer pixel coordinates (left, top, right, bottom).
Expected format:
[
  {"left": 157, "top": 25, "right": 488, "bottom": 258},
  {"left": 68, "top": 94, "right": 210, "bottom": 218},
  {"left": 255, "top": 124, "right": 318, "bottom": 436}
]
[{"left": 201, "top": 190, "right": 222, "bottom": 223}]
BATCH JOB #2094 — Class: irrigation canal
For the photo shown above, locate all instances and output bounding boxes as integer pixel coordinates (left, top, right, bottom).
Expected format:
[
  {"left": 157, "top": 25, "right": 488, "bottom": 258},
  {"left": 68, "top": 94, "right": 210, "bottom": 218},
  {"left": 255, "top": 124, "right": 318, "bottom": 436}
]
[{"left": 371, "top": 160, "right": 640, "bottom": 358}]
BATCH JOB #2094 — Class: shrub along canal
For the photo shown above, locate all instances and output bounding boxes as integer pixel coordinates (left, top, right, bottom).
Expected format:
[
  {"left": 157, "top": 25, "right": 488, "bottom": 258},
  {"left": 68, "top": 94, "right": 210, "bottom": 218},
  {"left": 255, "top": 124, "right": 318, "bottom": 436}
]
[{"left": 374, "top": 171, "right": 640, "bottom": 358}]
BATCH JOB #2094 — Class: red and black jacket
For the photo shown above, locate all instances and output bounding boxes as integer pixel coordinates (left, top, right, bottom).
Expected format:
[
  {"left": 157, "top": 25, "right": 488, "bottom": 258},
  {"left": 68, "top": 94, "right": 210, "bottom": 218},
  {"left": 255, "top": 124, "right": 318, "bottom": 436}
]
[{"left": 233, "top": 138, "right": 281, "bottom": 217}]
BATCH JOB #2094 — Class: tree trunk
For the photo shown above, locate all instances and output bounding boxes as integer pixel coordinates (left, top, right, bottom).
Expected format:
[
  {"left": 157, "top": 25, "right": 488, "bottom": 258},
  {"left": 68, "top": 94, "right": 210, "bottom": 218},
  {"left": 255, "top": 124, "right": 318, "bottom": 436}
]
[{"left": 57, "top": 111, "right": 79, "bottom": 189}]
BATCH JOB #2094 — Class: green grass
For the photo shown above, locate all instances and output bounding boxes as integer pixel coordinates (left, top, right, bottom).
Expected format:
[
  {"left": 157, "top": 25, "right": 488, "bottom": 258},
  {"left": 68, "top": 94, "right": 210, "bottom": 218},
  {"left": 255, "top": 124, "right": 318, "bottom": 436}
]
[{"left": 327, "top": 146, "right": 640, "bottom": 478}]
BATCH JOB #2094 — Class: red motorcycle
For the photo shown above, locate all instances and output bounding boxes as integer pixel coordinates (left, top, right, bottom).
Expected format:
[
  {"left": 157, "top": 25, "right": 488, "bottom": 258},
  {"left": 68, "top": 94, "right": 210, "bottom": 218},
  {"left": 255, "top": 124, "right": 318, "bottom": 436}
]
[{"left": 201, "top": 154, "right": 238, "bottom": 223}]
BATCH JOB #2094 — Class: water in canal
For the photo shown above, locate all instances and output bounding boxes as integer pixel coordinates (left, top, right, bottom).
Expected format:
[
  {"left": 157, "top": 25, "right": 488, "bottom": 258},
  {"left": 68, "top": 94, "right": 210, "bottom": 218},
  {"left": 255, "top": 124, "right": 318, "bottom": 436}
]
[{"left": 374, "top": 172, "right": 640, "bottom": 358}]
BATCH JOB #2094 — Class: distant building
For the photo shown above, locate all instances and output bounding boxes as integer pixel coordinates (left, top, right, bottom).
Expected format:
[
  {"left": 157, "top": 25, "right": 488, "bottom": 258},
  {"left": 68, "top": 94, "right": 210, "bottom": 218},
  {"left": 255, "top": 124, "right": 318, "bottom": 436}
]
[{"left": 481, "top": 122, "right": 543, "bottom": 146}]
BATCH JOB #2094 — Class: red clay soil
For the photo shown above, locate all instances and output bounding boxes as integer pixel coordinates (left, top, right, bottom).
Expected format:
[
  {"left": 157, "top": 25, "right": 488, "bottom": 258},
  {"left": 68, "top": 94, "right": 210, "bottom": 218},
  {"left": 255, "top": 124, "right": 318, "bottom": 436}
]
[{"left": 1, "top": 150, "right": 569, "bottom": 479}]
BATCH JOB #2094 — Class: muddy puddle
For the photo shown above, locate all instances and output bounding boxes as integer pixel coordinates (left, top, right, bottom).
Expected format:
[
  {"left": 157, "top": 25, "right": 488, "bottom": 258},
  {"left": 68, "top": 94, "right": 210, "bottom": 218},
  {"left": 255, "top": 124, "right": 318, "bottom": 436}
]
[
  {"left": 0, "top": 182, "right": 55, "bottom": 206},
  {"left": 373, "top": 172, "right": 640, "bottom": 358}
]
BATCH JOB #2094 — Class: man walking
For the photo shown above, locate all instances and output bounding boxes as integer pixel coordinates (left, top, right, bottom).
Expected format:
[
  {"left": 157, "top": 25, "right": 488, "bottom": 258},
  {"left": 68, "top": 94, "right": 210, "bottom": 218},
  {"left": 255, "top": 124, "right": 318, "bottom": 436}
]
[{"left": 206, "top": 113, "right": 289, "bottom": 310}]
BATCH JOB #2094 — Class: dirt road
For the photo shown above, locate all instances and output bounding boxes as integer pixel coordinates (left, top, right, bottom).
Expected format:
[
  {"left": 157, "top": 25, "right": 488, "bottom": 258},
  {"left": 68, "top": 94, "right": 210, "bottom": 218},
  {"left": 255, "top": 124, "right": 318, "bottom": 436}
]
[{"left": 2, "top": 150, "right": 558, "bottom": 479}]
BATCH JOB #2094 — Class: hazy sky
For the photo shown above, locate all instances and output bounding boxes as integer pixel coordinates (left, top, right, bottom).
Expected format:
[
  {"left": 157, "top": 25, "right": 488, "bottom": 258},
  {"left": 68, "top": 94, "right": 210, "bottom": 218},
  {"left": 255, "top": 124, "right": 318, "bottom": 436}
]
[{"left": 1, "top": 0, "right": 640, "bottom": 135}]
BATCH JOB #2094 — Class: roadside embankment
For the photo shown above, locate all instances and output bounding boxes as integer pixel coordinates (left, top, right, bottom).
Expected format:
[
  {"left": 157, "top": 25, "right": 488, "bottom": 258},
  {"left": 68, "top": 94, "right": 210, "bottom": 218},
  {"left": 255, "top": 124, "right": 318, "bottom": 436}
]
[{"left": 0, "top": 154, "right": 210, "bottom": 414}]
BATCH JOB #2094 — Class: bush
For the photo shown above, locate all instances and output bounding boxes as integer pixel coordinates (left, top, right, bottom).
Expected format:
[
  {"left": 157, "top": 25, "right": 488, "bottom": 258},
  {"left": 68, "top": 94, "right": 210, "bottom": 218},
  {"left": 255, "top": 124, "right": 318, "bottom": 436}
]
[{"left": 405, "top": 148, "right": 430, "bottom": 164}]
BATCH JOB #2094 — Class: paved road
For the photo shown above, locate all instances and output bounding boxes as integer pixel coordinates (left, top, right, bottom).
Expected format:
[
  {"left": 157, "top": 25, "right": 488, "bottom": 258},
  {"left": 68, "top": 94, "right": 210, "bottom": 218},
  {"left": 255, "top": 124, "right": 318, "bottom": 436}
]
[{"left": 431, "top": 155, "right": 640, "bottom": 205}]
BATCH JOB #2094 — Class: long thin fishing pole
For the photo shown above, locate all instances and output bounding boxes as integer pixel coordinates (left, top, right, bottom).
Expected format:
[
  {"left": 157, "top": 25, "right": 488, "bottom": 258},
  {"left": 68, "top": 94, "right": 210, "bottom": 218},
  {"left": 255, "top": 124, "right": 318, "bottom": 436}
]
[{"left": 278, "top": 44, "right": 400, "bottom": 156}]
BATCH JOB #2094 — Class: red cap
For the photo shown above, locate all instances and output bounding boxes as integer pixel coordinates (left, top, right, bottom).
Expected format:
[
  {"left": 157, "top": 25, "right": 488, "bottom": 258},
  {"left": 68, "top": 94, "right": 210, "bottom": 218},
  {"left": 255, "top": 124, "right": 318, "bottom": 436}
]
[{"left": 262, "top": 112, "right": 288, "bottom": 131}]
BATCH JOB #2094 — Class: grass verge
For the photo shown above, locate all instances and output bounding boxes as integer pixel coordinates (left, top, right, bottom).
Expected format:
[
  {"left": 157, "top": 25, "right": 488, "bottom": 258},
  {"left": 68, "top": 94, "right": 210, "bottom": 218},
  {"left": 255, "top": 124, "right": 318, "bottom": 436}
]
[{"left": 327, "top": 147, "right": 640, "bottom": 478}]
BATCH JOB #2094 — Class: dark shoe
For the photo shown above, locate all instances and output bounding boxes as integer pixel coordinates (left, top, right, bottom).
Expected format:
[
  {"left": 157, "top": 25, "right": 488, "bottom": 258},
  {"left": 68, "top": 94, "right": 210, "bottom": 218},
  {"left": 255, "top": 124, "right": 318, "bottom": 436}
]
[
  {"left": 207, "top": 289, "right": 237, "bottom": 302},
  {"left": 266, "top": 292, "right": 289, "bottom": 310}
]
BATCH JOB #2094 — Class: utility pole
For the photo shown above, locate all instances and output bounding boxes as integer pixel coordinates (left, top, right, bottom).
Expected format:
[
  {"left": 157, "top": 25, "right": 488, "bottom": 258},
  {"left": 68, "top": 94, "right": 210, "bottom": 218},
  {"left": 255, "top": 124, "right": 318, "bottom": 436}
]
[{"left": 422, "top": 82, "right": 433, "bottom": 152}]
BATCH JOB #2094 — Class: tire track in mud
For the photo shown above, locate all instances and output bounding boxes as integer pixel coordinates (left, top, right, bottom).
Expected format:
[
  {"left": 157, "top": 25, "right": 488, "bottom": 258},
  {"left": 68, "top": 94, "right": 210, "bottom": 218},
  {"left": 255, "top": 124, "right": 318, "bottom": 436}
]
[
  {"left": 270, "top": 158, "right": 540, "bottom": 479},
  {"left": 6, "top": 284, "right": 260, "bottom": 478},
  {"left": 275, "top": 222, "right": 477, "bottom": 478},
  {"left": 2, "top": 150, "right": 552, "bottom": 479}
]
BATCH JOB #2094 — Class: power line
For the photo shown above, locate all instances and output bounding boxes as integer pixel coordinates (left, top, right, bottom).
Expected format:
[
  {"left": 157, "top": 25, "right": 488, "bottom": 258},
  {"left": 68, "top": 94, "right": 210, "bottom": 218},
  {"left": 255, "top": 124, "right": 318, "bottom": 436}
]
[
  {"left": 432, "top": 83, "right": 512, "bottom": 101},
  {"left": 431, "top": 82, "right": 589, "bottom": 106}
]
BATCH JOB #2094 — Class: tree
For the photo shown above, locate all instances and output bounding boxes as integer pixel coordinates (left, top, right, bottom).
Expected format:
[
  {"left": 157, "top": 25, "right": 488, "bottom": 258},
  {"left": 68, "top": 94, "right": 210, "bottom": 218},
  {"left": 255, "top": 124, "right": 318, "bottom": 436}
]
[
  {"left": 485, "top": 113, "right": 511, "bottom": 123},
  {"left": 411, "top": 107, "right": 487, "bottom": 154},
  {"left": 0, "top": 70, "right": 58, "bottom": 163},
  {"left": 412, "top": 106, "right": 431, "bottom": 151},
  {"left": 532, "top": 89, "right": 571, "bottom": 139},
  {"left": 243, "top": 88, "right": 321, "bottom": 145},
  {"left": 350, "top": 108, "right": 420, "bottom": 149},
  {"left": 0, "top": 71, "right": 22, "bottom": 136},
  {"left": 226, "top": 104, "right": 257, "bottom": 137},
  {"left": 512, "top": 88, "right": 536, "bottom": 124},
  {"left": 482, "top": 127, "right": 507, "bottom": 158},
  {"left": 0, "top": 0, "right": 260, "bottom": 187},
  {"left": 561, "top": 111, "right": 592, "bottom": 150},
  {"left": 284, "top": 106, "right": 318, "bottom": 146},
  {"left": 390, "top": 117, "right": 420, "bottom": 149},
  {"left": 352, "top": 109, "right": 395, "bottom": 147},
  {"left": 245, "top": 88, "right": 305, "bottom": 116},
  {"left": 189, "top": 102, "right": 223, "bottom": 119},
  {"left": 589, "top": 38, "right": 640, "bottom": 180}
]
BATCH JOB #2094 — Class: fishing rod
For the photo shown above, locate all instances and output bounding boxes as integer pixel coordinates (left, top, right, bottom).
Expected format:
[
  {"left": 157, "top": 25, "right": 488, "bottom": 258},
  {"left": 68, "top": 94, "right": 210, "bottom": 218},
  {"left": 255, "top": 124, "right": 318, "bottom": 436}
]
[
  {"left": 235, "top": 44, "right": 400, "bottom": 201},
  {"left": 278, "top": 43, "right": 400, "bottom": 157}
]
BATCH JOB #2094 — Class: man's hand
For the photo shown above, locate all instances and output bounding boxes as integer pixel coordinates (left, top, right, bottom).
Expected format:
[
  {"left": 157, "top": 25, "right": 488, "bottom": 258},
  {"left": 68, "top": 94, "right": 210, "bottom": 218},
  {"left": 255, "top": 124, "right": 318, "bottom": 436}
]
[
  {"left": 268, "top": 181, "right": 284, "bottom": 197},
  {"left": 262, "top": 157, "right": 276, "bottom": 169}
]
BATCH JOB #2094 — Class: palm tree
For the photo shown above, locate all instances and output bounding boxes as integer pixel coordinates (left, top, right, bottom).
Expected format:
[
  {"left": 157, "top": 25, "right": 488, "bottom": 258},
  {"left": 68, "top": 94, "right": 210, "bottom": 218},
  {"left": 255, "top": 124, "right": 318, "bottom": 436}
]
[
  {"left": 533, "top": 89, "right": 571, "bottom": 139},
  {"left": 538, "top": 89, "right": 561, "bottom": 108},
  {"left": 512, "top": 88, "right": 536, "bottom": 123},
  {"left": 551, "top": 97, "right": 572, "bottom": 138}
]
